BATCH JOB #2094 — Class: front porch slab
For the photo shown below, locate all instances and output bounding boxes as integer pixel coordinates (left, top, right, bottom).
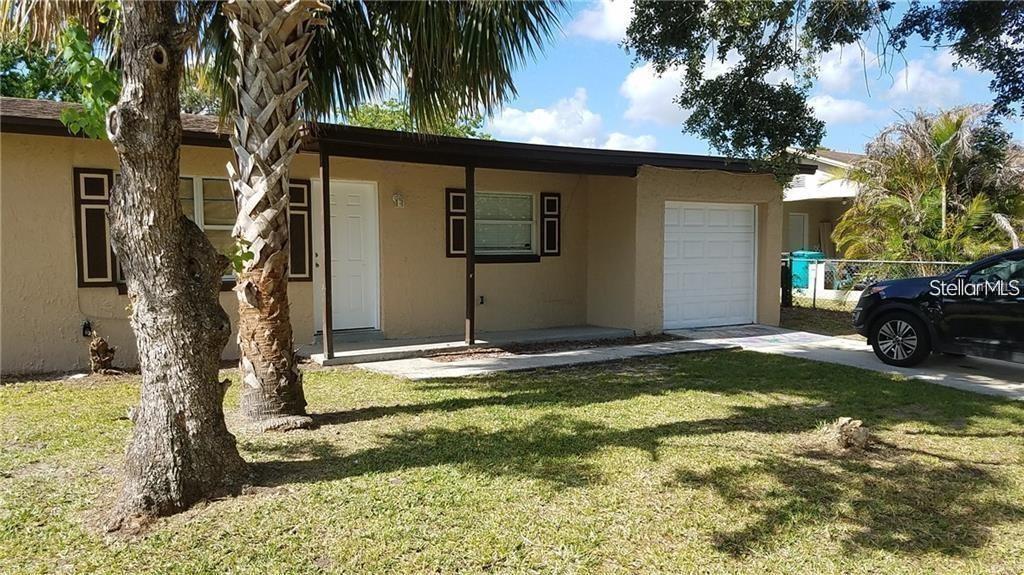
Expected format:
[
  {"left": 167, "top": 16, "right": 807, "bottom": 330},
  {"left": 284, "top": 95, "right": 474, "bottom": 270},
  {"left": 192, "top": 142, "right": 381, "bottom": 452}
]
[
  {"left": 303, "top": 325, "right": 636, "bottom": 367},
  {"left": 356, "top": 339, "right": 739, "bottom": 380}
]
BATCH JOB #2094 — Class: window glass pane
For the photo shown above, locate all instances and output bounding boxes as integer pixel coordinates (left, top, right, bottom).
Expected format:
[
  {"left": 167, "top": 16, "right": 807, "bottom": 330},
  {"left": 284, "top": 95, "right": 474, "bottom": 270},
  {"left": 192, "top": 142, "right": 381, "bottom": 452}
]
[
  {"left": 476, "top": 193, "right": 532, "bottom": 221},
  {"left": 476, "top": 222, "right": 533, "bottom": 253},
  {"left": 205, "top": 229, "right": 236, "bottom": 258},
  {"left": 970, "top": 257, "right": 1024, "bottom": 283},
  {"left": 202, "top": 179, "right": 236, "bottom": 225},
  {"left": 179, "top": 177, "right": 195, "bottom": 221}
]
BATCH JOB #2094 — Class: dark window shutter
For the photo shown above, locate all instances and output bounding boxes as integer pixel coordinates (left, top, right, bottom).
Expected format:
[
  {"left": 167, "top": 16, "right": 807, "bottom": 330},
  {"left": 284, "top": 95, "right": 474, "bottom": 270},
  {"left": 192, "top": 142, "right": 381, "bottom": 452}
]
[
  {"left": 446, "top": 188, "right": 467, "bottom": 257},
  {"left": 287, "top": 179, "right": 312, "bottom": 281},
  {"left": 540, "top": 192, "right": 561, "bottom": 256},
  {"left": 73, "top": 168, "right": 117, "bottom": 287}
]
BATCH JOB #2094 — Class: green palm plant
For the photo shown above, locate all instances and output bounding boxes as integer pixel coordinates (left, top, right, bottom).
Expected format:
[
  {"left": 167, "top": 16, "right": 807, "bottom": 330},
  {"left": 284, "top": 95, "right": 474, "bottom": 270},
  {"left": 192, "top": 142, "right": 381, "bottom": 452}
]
[
  {"left": 207, "top": 1, "right": 562, "bottom": 431},
  {"left": 834, "top": 108, "right": 1024, "bottom": 266}
]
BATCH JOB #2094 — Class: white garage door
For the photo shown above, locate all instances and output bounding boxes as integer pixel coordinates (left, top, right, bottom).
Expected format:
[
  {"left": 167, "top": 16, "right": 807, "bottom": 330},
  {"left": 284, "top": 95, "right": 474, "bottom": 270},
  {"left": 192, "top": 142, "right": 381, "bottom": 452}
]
[{"left": 663, "top": 201, "right": 756, "bottom": 329}]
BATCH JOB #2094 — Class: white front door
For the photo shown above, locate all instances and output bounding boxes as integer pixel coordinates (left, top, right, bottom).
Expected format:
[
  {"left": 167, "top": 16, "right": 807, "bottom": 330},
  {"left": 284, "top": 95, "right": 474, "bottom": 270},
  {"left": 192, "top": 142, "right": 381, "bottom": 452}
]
[
  {"left": 787, "top": 212, "right": 808, "bottom": 252},
  {"left": 329, "top": 181, "right": 379, "bottom": 330},
  {"left": 663, "top": 201, "right": 756, "bottom": 329}
]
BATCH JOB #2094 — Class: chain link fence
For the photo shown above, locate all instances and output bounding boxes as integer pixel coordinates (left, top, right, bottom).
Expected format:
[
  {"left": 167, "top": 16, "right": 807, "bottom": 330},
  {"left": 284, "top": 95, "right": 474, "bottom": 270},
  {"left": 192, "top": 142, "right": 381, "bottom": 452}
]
[{"left": 781, "top": 256, "right": 966, "bottom": 311}]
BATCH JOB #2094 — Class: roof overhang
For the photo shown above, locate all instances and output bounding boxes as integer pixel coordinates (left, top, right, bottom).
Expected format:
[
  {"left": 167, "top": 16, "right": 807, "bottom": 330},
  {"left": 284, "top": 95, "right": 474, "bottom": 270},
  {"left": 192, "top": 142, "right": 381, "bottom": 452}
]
[
  {"left": 1, "top": 97, "right": 815, "bottom": 178},
  {"left": 309, "top": 123, "right": 816, "bottom": 177},
  {"left": 0, "top": 113, "right": 232, "bottom": 149}
]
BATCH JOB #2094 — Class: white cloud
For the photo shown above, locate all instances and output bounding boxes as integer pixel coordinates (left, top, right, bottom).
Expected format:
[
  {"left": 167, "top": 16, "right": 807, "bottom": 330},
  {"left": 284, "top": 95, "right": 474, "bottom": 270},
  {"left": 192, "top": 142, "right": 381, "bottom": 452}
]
[
  {"left": 489, "top": 88, "right": 603, "bottom": 147},
  {"left": 602, "top": 132, "right": 657, "bottom": 151},
  {"left": 567, "top": 0, "right": 634, "bottom": 42},
  {"left": 489, "top": 87, "right": 656, "bottom": 151},
  {"left": 934, "top": 47, "right": 982, "bottom": 75},
  {"left": 620, "top": 63, "right": 688, "bottom": 125},
  {"left": 808, "top": 95, "right": 881, "bottom": 124},
  {"left": 619, "top": 51, "right": 792, "bottom": 128},
  {"left": 887, "top": 58, "right": 962, "bottom": 108},
  {"left": 817, "top": 45, "right": 877, "bottom": 93}
]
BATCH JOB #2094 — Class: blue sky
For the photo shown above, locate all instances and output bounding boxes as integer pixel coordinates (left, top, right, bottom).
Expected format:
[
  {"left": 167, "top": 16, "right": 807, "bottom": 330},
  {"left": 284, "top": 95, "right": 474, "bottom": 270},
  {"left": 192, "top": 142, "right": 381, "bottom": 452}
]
[{"left": 484, "top": 0, "right": 1023, "bottom": 156}]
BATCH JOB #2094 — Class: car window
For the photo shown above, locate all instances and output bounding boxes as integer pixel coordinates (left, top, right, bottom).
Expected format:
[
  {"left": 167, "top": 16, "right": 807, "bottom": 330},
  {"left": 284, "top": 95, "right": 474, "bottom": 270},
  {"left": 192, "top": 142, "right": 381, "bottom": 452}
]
[{"left": 968, "top": 255, "right": 1024, "bottom": 283}]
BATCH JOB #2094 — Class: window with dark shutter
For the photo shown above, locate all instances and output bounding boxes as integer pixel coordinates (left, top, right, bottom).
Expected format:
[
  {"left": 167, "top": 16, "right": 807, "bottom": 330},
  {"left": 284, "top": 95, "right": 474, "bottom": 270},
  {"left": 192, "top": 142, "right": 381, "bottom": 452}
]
[
  {"left": 73, "top": 168, "right": 117, "bottom": 287},
  {"left": 540, "top": 192, "right": 561, "bottom": 256},
  {"left": 446, "top": 188, "right": 468, "bottom": 257},
  {"left": 288, "top": 179, "right": 312, "bottom": 280}
]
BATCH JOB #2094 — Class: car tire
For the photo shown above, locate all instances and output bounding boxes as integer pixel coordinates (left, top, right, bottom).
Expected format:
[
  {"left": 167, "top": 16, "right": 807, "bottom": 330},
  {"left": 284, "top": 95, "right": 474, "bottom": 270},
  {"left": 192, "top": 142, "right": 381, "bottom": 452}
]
[{"left": 870, "top": 312, "right": 931, "bottom": 367}]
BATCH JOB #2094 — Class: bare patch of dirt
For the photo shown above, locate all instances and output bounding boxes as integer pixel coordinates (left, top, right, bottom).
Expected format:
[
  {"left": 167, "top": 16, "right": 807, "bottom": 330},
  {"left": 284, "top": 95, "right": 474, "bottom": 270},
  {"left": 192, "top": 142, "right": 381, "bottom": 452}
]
[{"left": 425, "top": 334, "right": 678, "bottom": 363}]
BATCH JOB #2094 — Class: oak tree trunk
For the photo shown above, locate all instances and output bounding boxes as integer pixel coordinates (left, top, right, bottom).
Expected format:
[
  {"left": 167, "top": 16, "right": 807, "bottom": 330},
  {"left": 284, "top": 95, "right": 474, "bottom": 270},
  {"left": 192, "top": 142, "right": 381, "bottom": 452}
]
[
  {"left": 105, "top": 0, "right": 247, "bottom": 530},
  {"left": 225, "top": 0, "right": 325, "bottom": 431}
]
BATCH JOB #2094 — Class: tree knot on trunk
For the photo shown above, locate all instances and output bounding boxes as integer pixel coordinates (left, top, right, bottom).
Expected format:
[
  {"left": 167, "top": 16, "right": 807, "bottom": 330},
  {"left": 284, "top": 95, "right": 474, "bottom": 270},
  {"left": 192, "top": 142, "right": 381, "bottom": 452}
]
[
  {"left": 106, "top": 105, "right": 122, "bottom": 147},
  {"left": 148, "top": 44, "right": 168, "bottom": 69}
]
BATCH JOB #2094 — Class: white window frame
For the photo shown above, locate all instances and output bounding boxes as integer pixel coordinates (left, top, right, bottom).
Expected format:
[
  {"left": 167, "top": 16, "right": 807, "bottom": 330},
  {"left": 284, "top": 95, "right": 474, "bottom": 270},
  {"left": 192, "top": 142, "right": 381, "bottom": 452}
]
[
  {"left": 187, "top": 175, "right": 234, "bottom": 280},
  {"left": 474, "top": 191, "right": 537, "bottom": 255},
  {"left": 113, "top": 174, "right": 307, "bottom": 282},
  {"left": 193, "top": 176, "right": 234, "bottom": 237}
]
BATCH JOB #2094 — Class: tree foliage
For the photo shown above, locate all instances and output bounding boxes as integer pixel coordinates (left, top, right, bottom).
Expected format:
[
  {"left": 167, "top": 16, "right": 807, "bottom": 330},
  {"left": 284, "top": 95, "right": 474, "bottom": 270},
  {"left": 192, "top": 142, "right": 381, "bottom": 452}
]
[
  {"left": 833, "top": 108, "right": 1024, "bottom": 262},
  {"left": 55, "top": 21, "right": 119, "bottom": 139},
  {"left": 344, "top": 98, "right": 491, "bottom": 139},
  {"left": 892, "top": 1, "right": 1024, "bottom": 118},
  {"left": 179, "top": 64, "right": 221, "bottom": 115},
  {"left": 624, "top": 0, "right": 1024, "bottom": 180},
  {"left": 0, "top": 34, "right": 81, "bottom": 100}
]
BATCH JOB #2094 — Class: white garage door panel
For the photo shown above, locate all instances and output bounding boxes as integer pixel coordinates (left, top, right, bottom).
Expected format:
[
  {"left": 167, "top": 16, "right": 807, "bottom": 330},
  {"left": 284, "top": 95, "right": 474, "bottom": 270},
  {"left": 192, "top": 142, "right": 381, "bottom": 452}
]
[{"left": 664, "top": 202, "right": 756, "bottom": 329}]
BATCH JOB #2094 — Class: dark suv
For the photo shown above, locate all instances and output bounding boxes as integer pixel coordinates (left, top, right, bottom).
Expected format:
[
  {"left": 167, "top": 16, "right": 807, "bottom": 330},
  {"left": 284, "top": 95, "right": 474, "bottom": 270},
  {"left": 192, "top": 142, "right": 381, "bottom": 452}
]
[{"left": 853, "top": 248, "right": 1024, "bottom": 367}]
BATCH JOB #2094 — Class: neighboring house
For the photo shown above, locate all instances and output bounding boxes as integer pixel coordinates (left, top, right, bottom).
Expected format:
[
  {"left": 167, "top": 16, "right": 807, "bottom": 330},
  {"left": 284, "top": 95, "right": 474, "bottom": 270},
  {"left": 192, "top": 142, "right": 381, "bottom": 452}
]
[
  {"left": 0, "top": 97, "right": 813, "bottom": 374},
  {"left": 782, "top": 148, "right": 864, "bottom": 257}
]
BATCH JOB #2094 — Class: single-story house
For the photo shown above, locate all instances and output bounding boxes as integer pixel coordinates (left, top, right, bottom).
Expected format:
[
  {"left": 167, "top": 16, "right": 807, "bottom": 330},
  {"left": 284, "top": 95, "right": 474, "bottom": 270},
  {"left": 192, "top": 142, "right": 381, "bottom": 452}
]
[
  {"left": 0, "top": 97, "right": 813, "bottom": 374},
  {"left": 783, "top": 148, "right": 864, "bottom": 257}
]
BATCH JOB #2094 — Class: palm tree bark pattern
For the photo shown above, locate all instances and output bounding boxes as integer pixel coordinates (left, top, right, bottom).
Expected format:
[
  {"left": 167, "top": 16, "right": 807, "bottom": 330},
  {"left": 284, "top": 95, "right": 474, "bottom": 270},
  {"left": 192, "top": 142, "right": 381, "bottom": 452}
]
[
  {"left": 106, "top": 0, "right": 247, "bottom": 529},
  {"left": 225, "top": 0, "right": 326, "bottom": 431}
]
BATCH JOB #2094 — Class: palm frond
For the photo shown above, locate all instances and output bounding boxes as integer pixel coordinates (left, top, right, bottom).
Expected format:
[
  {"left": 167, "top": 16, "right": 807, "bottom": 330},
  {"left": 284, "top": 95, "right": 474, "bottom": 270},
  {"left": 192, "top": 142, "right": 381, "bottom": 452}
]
[
  {"left": 327, "top": 0, "right": 565, "bottom": 129},
  {"left": 1, "top": 0, "right": 97, "bottom": 42}
]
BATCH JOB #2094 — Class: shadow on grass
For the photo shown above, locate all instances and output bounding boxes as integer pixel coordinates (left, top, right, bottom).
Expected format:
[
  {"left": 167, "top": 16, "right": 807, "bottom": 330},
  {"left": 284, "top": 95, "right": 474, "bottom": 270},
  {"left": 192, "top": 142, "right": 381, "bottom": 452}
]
[
  {"left": 251, "top": 403, "right": 821, "bottom": 488},
  {"left": 670, "top": 451, "right": 1023, "bottom": 557},
  {"left": 311, "top": 351, "right": 1024, "bottom": 431},
  {"left": 248, "top": 351, "right": 1023, "bottom": 557}
]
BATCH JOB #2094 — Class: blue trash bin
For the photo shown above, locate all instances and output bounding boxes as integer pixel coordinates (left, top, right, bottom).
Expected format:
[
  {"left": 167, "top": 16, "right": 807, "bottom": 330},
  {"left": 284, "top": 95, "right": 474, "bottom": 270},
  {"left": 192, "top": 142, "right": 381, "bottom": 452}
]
[{"left": 791, "top": 250, "right": 825, "bottom": 289}]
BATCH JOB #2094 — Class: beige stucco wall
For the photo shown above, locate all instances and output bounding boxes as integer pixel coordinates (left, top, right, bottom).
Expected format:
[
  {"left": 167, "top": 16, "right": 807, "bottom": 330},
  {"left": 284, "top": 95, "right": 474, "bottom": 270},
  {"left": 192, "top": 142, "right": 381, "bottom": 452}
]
[
  {"left": 316, "top": 158, "right": 589, "bottom": 338},
  {"left": 585, "top": 175, "right": 637, "bottom": 329},
  {"left": 2, "top": 131, "right": 787, "bottom": 374},
  {"left": 633, "top": 166, "right": 785, "bottom": 333},
  {"left": 0, "top": 133, "right": 313, "bottom": 374}
]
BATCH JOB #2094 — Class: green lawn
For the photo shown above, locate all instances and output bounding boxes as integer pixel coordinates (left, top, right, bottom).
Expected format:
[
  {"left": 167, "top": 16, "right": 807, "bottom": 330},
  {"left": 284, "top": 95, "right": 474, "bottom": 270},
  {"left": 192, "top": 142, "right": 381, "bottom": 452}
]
[
  {"left": 781, "top": 306, "right": 863, "bottom": 338},
  {"left": 2, "top": 350, "right": 1023, "bottom": 574}
]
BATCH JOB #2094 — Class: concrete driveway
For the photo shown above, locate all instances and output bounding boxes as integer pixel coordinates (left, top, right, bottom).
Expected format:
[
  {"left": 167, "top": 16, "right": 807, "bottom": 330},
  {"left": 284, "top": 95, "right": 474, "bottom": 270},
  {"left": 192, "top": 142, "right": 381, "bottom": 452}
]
[{"left": 667, "top": 325, "right": 1024, "bottom": 400}]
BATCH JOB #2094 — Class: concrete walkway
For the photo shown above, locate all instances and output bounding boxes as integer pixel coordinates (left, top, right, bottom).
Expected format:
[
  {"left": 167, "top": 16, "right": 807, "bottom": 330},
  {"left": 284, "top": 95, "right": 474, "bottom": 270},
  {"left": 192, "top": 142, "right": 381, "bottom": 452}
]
[
  {"left": 668, "top": 325, "right": 1024, "bottom": 400},
  {"left": 303, "top": 325, "right": 635, "bottom": 366},
  {"left": 357, "top": 340, "right": 738, "bottom": 380}
]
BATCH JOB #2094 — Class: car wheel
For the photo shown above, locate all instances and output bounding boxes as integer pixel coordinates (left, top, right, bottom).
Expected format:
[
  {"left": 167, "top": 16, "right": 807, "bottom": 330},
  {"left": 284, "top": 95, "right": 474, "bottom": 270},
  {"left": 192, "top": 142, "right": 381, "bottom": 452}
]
[{"left": 870, "top": 312, "right": 931, "bottom": 367}]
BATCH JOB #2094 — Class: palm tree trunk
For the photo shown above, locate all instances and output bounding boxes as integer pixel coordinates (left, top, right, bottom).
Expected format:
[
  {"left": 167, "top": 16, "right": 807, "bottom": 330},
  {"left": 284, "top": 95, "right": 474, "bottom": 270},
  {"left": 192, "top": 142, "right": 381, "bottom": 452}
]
[
  {"left": 225, "top": 0, "right": 325, "bottom": 431},
  {"left": 106, "top": 0, "right": 247, "bottom": 530}
]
